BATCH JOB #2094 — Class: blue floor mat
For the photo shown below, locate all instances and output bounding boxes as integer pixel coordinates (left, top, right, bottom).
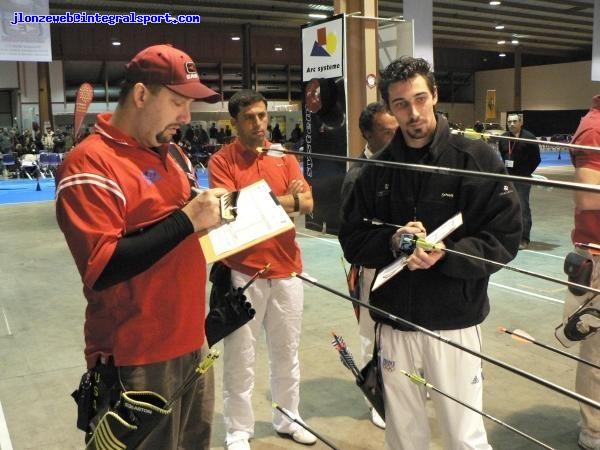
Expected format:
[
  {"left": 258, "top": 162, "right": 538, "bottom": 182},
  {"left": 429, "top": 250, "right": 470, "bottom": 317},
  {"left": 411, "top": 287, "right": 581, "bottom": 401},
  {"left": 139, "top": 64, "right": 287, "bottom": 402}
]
[
  {"left": 0, "top": 170, "right": 209, "bottom": 205},
  {"left": 0, "top": 178, "right": 56, "bottom": 205},
  {"left": 539, "top": 150, "right": 571, "bottom": 167}
]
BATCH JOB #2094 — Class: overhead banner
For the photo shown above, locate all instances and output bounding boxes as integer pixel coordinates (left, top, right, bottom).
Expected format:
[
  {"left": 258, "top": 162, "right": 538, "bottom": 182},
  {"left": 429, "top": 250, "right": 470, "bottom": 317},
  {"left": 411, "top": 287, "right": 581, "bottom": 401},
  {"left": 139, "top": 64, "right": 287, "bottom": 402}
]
[
  {"left": 301, "top": 14, "right": 347, "bottom": 234},
  {"left": 0, "top": 0, "right": 51, "bottom": 62}
]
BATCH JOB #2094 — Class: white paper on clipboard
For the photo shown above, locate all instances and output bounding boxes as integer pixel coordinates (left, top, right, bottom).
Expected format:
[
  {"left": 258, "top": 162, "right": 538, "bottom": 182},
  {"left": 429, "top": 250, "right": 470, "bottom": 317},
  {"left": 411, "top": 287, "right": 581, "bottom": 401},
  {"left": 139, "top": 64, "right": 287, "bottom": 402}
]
[{"left": 371, "top": 212, "right": 463, "bottom": 291}]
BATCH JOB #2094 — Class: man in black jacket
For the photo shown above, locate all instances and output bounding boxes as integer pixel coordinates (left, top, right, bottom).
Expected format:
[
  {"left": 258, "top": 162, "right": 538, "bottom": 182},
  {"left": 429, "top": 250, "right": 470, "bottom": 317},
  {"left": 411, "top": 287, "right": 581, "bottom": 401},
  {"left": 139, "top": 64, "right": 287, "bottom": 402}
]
[
  {"left": 498, "top": 113, "right": 541, "bottom": 249},
  {"left": 338, "top": 56, "right": 521, "bottom": 450}
]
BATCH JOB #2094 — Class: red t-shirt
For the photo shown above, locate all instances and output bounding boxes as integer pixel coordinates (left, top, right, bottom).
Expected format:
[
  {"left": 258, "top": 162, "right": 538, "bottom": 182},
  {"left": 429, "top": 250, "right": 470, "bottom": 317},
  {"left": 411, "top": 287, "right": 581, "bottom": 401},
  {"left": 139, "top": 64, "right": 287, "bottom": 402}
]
[
  {"left": 570, "top": 105, "right": 600, "bottom": 247},
  {"left": 56, "top": 113, "right": 207, "bottom": 368},
  {"left": 208, "top": 139, "right": 308, "bottom": 278}
]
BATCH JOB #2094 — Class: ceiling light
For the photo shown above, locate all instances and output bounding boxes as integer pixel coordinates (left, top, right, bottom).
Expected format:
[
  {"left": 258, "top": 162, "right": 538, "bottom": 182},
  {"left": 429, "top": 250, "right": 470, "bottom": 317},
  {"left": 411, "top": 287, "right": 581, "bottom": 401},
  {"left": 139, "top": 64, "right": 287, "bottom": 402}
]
[
  {"left": 499, "top": 53, "right": 506, "bottom": 57},
  {"left": 111, "top": 39, "right": 121, "bottom": 46},
  {"left": 497, "top": 40, "right": 506, "bottom": 45},
  {"left": 309, "top": 13, "right": 327, "bottom": 19},
  {"left": 274, "top": 44, "right": 283, "bottom": 52},
  {"left": 511, "top": 39, "right": 519, "bottom": 44},
  {"left": 489, "top": 1, "right": 501, "bottom": 5},
  {"left": 494, "top": 24, "right": 505, "bottom": 30},
  {"left": 231, "top": 35, "right": 240, "bottom": 41}
]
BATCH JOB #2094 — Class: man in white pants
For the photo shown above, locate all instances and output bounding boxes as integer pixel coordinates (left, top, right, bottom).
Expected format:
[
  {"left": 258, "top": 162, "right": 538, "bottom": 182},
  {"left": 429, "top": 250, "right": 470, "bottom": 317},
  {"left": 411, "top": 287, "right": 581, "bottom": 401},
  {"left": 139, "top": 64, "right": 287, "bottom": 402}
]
[
  {"left": 341, "top": 101, "right": 397, "bottom": 429},
  {"left": 339, "top": 56, "right": 521, "bottom": 449},
  {"left": 208, "top": 90, "right": 315, "bottom": 450}
]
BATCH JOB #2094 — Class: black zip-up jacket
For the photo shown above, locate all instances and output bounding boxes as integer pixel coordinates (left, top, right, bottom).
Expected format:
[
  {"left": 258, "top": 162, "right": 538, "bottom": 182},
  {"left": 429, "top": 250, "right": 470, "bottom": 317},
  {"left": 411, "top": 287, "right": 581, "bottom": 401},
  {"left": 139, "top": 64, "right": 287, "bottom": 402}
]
[
  {"left": 338, "top": 115, "right": 522, "bottom": 331},
  {"left": 498, "top": 128, "right": 541, "bottom": 177}
]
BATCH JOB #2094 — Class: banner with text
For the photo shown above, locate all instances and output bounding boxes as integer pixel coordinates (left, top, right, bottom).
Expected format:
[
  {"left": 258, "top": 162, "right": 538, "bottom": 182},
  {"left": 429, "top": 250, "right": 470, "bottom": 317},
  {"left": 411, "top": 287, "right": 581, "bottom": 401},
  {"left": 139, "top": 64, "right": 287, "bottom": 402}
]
[
  {"left": 0, "top": 0, "right": 51, "bottom": 62},
  {"left": 74, "top": 83, "right": 94, "bottom": 141},
  {"left": 301, "top": 15, "right": 347, "bottom": 234}
]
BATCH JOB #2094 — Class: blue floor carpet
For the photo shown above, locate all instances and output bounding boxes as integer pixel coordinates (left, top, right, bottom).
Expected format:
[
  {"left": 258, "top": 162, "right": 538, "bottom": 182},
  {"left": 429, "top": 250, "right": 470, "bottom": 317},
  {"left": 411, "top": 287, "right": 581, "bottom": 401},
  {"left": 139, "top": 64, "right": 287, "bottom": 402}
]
[
  {"left": 539, "top": 150, "right": 571, "bottom": 167},
  {"left": 0, "top": 157, "right": 567, "bottom": 206},
  {"left": 0, "top": 170, "right": 209, "bottom": 205}
]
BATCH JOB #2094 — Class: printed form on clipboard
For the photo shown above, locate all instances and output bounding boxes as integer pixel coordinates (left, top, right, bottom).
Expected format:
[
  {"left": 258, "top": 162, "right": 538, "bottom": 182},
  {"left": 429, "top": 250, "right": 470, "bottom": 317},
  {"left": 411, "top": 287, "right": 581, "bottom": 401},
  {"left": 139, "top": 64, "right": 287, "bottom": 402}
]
[
  {"left": 199, "top": 179, "right": 294, "bottom": 263},
  {"left": 371, "top": 212, "right": 463, "bottom": 291}
]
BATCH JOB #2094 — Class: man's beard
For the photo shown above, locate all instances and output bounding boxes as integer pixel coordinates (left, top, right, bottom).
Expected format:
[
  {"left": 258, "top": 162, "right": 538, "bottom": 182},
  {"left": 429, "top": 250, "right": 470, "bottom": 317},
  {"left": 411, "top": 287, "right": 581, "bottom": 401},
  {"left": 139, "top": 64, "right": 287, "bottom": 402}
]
[
  {"left": 156, "top": 133, "right": 170, "bottom": 144},
  {"left": 405, "top": 126, "right": 428, "bottom": 140}
]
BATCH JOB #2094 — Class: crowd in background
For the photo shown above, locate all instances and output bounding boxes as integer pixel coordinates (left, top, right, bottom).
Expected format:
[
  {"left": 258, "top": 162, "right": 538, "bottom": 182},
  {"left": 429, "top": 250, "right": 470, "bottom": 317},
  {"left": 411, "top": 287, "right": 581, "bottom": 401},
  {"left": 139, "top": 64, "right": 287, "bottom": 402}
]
[
  {"left": 0, "top": 120, "right": 305, "bottom": 178},
  {"left": 0, "top": 125, "right": 78, "bottom": 157}
]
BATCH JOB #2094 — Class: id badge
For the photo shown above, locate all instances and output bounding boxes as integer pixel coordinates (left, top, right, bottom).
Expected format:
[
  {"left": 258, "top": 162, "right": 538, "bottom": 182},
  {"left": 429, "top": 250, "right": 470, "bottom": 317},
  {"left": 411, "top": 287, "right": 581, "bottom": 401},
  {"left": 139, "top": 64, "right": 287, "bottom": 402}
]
[{"left": 505, "top": 160, "right": 514, "bottom": 168}]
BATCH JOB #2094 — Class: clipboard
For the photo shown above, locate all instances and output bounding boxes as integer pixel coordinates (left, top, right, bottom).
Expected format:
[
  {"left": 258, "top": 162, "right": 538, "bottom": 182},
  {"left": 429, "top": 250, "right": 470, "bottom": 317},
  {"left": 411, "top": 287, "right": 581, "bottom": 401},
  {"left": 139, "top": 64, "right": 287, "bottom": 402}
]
[
  {"left": 199, "top": 179, "right": 294, "bottom": 263},
  {"left": 371, "top": 212, "right": 463, "bottom": 291}
]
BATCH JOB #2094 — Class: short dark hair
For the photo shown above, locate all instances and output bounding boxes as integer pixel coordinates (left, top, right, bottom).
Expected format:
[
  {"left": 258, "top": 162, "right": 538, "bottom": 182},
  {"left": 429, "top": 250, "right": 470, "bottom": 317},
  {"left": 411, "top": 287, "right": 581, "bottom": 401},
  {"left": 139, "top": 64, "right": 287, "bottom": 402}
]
[
  {"left": 359, "top": 102, "right": 388, "bottom": 135},
  {"left": 228, "top": 90, "right": 267, "bottom": 118},
  {"left": 378, "top": 56, "right": 436, "bottom": 107}
]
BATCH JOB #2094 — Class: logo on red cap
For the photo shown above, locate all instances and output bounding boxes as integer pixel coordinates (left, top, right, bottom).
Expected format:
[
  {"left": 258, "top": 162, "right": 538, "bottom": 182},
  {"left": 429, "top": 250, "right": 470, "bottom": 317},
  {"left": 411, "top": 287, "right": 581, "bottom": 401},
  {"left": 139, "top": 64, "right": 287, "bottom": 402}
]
[{"left": 184, "top": 61, "right": 199, "bottom": 80}]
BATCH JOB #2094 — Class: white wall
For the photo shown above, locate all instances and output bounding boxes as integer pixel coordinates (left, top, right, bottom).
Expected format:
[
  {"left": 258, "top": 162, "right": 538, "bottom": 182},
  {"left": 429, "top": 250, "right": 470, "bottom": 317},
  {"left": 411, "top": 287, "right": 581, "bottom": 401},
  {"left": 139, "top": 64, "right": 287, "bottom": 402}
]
[
  {"left": 475, "top": 60, "right": 600, "bottom": 121},
  {"left": 437, "top": 102, "right": 475, "bottom": 128},
  {"left": 0, "top": 61, "right": 18, "bottom": 88}
]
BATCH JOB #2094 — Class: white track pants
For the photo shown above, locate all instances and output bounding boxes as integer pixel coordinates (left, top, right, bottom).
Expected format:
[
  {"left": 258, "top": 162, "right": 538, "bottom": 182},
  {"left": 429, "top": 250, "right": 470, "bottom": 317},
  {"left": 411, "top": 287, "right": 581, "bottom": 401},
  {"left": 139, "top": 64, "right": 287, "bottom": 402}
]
[
  {"left": 380, "top": 324, "right": 491, "bottom": 450},
  {"left": 223, "top": 271, "right": 304, "bottom": 445}
]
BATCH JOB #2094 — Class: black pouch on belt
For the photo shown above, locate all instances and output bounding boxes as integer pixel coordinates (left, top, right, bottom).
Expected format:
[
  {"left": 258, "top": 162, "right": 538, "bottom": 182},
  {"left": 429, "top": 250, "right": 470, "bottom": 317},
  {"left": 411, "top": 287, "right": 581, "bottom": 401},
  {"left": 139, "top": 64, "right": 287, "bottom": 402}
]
[
  {"left": 564, "top": 252, "right": 594, "bottom": 296},
  {"left": 72, "top": 370, "right": 94, "bottom": 432}
]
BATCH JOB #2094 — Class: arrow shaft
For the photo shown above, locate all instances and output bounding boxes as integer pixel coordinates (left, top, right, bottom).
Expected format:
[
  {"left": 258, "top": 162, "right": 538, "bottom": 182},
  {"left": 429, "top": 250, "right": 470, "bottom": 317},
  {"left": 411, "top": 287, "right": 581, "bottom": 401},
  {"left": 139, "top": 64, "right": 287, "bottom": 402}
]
[
  {"left": 277, "top": 148, "right": 600, "bottom": 194},
  {"left": 294, "top": 272, "right": 600, "bottom": 410},
  {"left": 402, "top": 371, "right": 555, "bottom": 449},
  {"left": 434, "top": 245, "right": 600, "bottom": 298},
  {"left": 273, "top": 404, "right": 338, "bottom": 450},
  {"left": 502, "top": 329, "right": 600, "bottom": 370}
]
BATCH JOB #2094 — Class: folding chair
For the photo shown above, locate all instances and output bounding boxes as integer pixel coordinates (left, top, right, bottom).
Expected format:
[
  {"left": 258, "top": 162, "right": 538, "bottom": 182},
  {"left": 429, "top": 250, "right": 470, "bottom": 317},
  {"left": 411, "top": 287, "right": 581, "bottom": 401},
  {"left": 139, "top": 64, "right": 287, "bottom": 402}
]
[
  {"left": 46, "top": 153, "right": 62, "bottom": 177},
  {"left": 1, "top": 153, "right": 19, "bottom": 178},
  {"left": 38, "top": 153, "right": 53, "bottom": 178}
]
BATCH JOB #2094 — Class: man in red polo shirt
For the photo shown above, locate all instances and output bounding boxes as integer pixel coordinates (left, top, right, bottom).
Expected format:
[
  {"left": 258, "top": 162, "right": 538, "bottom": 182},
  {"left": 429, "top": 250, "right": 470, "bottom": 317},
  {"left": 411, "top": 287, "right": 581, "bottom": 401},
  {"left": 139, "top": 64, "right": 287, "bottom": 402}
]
[
  {"left": 208, "top": 90, "right": 315, "bottom": 450},
  {"left": 563, "top": 94, "right": 600, "bottom": 450},
  {"left": 55, "top": 44, "right": 226, "bottom": 449}
]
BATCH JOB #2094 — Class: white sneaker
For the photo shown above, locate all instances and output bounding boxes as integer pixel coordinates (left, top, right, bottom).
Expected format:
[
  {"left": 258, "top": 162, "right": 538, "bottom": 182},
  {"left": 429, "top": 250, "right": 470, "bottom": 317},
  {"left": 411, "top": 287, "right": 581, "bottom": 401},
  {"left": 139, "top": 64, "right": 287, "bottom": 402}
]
[
  {"left": 290, "top": 427, "right": 318, "bottom": 445},
  {"left": 370, "top": 407, "right": 386, "bottom": 429},
  {"left": 227, "top": 438, "right": 250, "bottom": 450},
  {"left": 579, "top": 432, "right": 600, "bottom": 450}
]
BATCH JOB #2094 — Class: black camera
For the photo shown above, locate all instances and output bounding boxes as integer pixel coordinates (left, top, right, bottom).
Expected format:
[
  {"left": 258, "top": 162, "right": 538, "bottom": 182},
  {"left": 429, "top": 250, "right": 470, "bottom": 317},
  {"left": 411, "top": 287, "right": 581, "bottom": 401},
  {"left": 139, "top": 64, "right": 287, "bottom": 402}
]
[{"left": 399, "top": 233, "right": 417, "bottom": 254}]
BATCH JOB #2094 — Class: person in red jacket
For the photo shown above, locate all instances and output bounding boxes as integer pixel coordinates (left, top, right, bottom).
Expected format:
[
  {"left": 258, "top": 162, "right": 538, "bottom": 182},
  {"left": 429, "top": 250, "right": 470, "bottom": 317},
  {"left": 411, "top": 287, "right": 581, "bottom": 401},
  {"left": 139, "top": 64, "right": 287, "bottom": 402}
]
[
  {"left": 55, "top": 44, "right": 226, "bottom": 449},
  {"left": 563, "top": 94, "right": 600, "bottom": 450}
]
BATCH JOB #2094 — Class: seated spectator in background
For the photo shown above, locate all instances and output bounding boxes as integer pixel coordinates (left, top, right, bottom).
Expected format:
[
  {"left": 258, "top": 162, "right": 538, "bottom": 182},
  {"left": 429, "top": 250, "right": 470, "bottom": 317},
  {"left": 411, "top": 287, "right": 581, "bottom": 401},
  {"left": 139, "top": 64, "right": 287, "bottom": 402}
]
[
  {"left": 53, "top": 130, "right": 67, "bottom": 153},
  {"left": 42, "top": 127, "right": 54, "bottom": 151},
  {"left": 0, "top": 128, "right": 13, "bottom": 154}
]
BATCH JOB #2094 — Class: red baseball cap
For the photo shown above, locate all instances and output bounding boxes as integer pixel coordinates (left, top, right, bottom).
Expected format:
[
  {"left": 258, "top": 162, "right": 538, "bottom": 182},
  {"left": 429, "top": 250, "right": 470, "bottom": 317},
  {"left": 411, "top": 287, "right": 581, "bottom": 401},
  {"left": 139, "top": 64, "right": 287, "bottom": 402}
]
[{"left": 125, "top": 44, "right": 219, "bottom": 103}]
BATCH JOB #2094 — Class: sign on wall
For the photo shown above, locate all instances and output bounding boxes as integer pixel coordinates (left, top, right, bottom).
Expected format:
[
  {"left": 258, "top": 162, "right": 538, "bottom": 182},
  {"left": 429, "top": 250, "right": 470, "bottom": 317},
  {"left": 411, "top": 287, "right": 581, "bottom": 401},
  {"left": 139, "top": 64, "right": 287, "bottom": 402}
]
[
  {"left": 485, "top": 89, "right": 497, "bottom": 120},
  {"left": 0, "top": 0, "right": 51, "bottom": 62},
  {"left": 301, "top": 14, "right": 347, "bottom": 234}
]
